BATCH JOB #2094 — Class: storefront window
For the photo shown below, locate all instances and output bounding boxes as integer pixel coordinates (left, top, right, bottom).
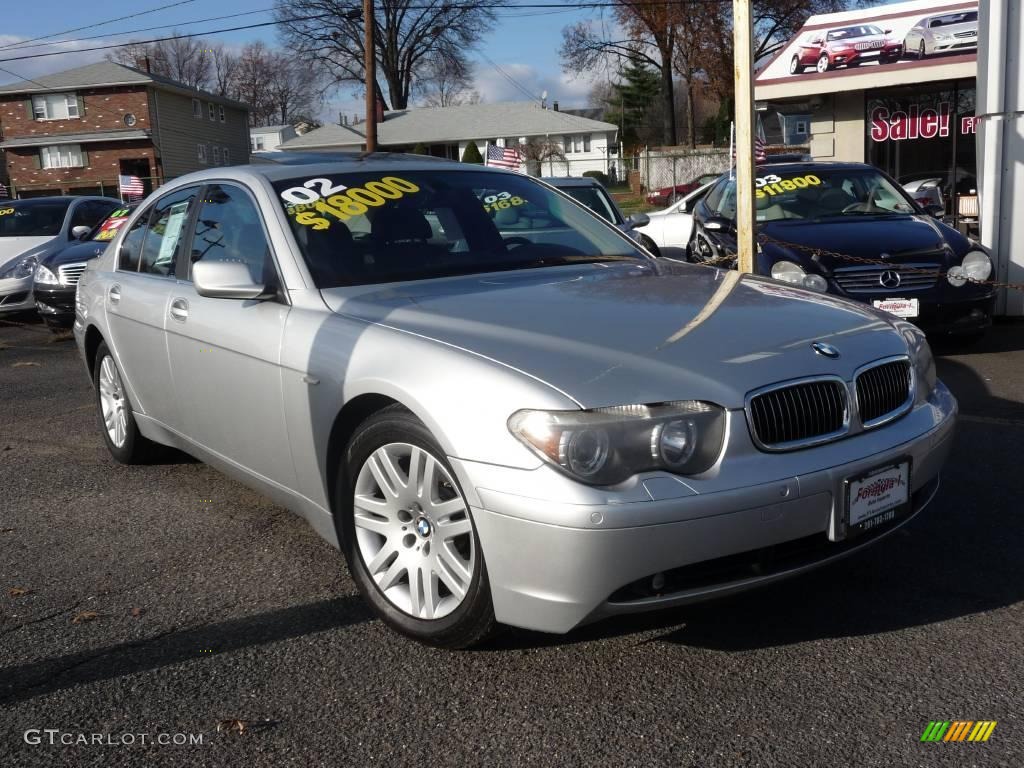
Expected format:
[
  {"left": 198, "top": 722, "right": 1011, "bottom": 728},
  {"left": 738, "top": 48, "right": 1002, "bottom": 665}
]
[{"left": 865, "top": 79, "right": 976, "bottom": 230}]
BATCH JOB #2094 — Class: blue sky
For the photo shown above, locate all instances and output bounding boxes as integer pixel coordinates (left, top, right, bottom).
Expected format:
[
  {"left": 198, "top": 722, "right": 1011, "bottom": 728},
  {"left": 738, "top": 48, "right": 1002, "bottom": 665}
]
[{"left": 0, "top": 0, "right": 604, "bottom": 120}]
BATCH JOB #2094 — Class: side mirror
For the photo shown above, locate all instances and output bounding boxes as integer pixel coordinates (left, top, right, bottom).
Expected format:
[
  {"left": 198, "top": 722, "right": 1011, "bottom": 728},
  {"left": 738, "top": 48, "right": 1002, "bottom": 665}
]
[
  {"left": 924, "top": 204, "right": 945, "bottom": 218},
  {"left": 811, "top": 37, "right": 823, "bottom": 45},
  {"left": 704, "top": 216, "right": 730, "bottom": 232},
  {"left": 71, "top": 225, "right": 91, "bottom": 240},
  {"left": 628, "top": 212, "right": 650, "bottom": 228},
  {"left": 884, "top": 28, "right": 892, "bottom": 34},
  {"left": 193, "top": 260, "right": 271, "bottom": 300}
]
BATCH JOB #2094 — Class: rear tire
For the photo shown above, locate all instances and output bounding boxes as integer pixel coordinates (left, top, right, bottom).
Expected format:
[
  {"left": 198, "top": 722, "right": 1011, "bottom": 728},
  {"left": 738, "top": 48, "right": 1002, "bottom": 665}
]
[
  {"left": 336, "top": 405, "right": 496, "bottom": 649},
  {"left": 92, "top": 341, "right": 157, "bottom": 464},
  {"left": 789, "top": 55, "right": 804, "bottom": 74}
]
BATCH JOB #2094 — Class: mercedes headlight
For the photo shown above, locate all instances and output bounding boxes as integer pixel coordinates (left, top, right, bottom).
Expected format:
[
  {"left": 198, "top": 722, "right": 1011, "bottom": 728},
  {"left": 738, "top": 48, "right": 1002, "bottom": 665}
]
[
  {"left": 0, "top": 254, "right": 38, "bottom": 280},
  {"left": 33, "top": 264, "right": 59, "bottom": 285},
  {"left": 770, "top": 260, "right": 828, "bottom": 292},
  {"left": 508, "top": 401, "right": 726, "bottom": 485},
  {"left": 961, "top": 250, "right": 991, "bottom": 282}
]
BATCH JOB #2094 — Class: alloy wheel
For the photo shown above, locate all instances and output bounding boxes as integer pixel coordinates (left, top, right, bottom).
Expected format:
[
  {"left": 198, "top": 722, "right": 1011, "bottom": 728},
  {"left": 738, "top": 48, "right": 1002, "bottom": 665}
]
[
  {"left": 352, "top": 442, "right": 475, "bottom": 620},
  {"left": 98, "top": 355, "right": 128, "bottom": 448},
  {"left": 816, "top": 54, "right": 829, "bottom": 73}
]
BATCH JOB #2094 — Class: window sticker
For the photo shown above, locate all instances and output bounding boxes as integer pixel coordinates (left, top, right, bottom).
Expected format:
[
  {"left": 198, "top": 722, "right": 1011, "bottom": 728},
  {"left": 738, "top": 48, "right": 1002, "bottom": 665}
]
[
  {"left": 94, "top": 213, "right": 131, "bottom": 241},
  {"left": 755, "top": 173, "right": 822, "bottom": 199},
  {"left": 283, "top": 176, "right": 420, "bottom": 230},
  {"left": 482, "top": 191, "right": 527, "bottom": 214},
  {"left": 155, "top": 201, "right": 190, "bottom": 267}
]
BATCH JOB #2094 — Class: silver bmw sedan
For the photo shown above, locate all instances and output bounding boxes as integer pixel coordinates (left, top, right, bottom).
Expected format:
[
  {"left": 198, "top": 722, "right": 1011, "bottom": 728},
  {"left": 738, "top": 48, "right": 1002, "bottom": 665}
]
[{"left": 74, "top": 155, "right": 956, "bottom": 648}]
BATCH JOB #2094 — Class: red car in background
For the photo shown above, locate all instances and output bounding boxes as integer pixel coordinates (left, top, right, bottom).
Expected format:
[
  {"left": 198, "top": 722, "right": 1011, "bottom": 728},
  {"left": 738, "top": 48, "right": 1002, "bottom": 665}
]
[
  {"left": 790, "top": 24, "right": 903, "bottom": 74},
  {"left": 645, "top": 173, "right": 720, "bottom": 207}
]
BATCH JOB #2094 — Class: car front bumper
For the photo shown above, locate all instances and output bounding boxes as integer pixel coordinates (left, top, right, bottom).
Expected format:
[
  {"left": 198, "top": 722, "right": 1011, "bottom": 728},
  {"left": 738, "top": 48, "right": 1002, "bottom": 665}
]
[
  {"left": 453, "top": 381, "right": 957, "bottom": 634},
  {"left": 0, "top": 275, "right": 34, "bottom": 314},
  {"left": 33, "top": 286, "right": 77, "bottom": 325}
]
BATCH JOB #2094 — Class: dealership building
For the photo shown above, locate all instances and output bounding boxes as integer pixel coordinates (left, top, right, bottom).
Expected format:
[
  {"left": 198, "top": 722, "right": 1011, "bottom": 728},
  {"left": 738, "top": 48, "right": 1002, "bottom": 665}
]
[{"left": 755, "top": 0, "right": 979, "bottom": 233}]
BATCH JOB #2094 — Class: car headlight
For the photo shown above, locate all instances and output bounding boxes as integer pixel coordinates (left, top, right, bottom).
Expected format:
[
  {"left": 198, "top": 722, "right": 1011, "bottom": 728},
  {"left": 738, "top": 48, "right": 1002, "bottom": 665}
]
[
  {"left": 770, "top": 260, "right": 828, "bottom": 292},
  {"left": 960, "top": 250, "right": 992, "bottom": 282},
  {"left": 33, "top": 264, "right": 59, "bottom": 285},
  {"left": 508, "top": 401, "right": 726, "bottom": 485},
  {"left": 0, "top": 254, "right": 38, "bottom": 280}
]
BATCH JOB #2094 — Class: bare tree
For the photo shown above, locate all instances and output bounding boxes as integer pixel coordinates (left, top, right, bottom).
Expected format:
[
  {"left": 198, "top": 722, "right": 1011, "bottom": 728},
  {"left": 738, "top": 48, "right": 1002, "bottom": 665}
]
[
  {"left": 561, "top": 2, "right": 682, "bottom": 146},
  {"left": 418, "top": 57, "right": 481, "bottom": 107},
  {"left": 232, "top": 42, "right": 277, "bottom": 126},
  {"left": 266, "top": 51, "right": 326, "bottom": 124},
  {"left": 274, "top": 0, "right": 500, "bottom": 110},
  {"left": 210, "top": 45, "right": 239, "bottom": 98},
  {"left": 520, "top": 138, "right": 567, "bottom": 177}
]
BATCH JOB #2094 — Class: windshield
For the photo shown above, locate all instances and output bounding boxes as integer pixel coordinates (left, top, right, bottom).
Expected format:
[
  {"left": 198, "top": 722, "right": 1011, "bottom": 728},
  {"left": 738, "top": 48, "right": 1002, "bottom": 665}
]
[
  {"left": 557, "top": 185, "right": 621, "bottom": 224},
  {"left": 827, "top": 25, "right": 883, "bottom": 40},
  {"left": 274, "top": 170, "right": 646, "bottom": 287},
  {"left": 91, "top": 206, "right": 135, "bottom": 242},
  {"left": 715, "top": 168, "right": 919, "bottom": 222},
  {"left": 0, "top": 200, "right": 71, "bottom": 237}
]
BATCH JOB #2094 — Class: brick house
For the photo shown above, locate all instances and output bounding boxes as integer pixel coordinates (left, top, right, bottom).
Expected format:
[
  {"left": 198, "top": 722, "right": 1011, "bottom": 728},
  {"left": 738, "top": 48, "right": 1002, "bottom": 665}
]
[{"left": 0, "top": 61, "right": 251, "bottom": 198}]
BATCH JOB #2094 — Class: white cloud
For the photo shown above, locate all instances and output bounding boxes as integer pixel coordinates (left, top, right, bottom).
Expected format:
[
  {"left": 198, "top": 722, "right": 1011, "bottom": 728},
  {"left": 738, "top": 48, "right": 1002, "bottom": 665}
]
[
  {"left": 473, "top": 62, "right": 600, "bottom": 109},
  {"left": 0, "top": 36, "right": 111, "bottom": 85}
]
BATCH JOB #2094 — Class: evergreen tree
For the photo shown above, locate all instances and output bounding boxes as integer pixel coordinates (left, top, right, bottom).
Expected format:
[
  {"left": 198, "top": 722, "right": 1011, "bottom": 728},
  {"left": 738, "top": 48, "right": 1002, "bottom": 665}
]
[
  {"left": 461, "top": 141, "right": 483, "bottom": 164},
  {"left": 411, "top": 142, "right": 430, "bottom": 155},
  {"left": 600, "top": 63, "right": 663, "bottom": 151}
]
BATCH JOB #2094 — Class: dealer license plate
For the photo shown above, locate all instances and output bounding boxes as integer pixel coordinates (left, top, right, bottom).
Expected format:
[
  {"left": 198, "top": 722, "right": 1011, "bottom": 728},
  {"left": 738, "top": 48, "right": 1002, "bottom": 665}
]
[
  {"left": 846, "top": 461, "right": 911, "bottom": 534},
  {"left": 873, "top": 297, "right": 919, "bottom": 318}
]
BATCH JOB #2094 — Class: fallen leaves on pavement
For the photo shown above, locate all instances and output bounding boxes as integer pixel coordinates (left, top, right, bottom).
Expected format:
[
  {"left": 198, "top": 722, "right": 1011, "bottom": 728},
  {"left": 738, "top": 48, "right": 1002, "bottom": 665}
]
[
  {"left": 11, "top": 361, "right": 40, "bottom": 367},
  {"left": 130, "top": 607, "right": 145, "bottom": 618},
  {"left": 71, "top": 610, "right": 100, "bottom": 623},
  {"left": 217, "top": 719, "right": 248, "bottom": 735},
  {"left": 8, "top": 587, "right": 31, "bottom": 597}
]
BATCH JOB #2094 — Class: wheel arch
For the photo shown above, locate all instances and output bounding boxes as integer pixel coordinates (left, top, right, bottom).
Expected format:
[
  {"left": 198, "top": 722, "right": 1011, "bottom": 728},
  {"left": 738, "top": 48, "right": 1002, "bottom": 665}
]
[{"left": 84, "top": 323, "right": 105, "bottom": 381}]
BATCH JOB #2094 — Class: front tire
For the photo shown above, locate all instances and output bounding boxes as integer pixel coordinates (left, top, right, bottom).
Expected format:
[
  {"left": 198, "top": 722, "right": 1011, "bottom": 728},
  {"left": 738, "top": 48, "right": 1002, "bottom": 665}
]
[
  {"left": 816, "top": 53, "right": 831, "bottom": 73},
  {"left": 92, "top": 341, "right": 157, "bottom": 464},
  {"left": 637, "top": 233, "right": 661, "bottom": 259},
  {"left": 336, "top": 405, "right": 495, "bottom": 648}
]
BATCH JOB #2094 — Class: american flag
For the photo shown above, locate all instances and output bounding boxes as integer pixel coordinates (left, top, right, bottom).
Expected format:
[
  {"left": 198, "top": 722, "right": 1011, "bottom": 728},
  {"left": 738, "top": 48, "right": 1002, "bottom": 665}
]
[
  {"left": 732, "top": 137, "right": 767, "bottom": 162},
  {"left": 119, "top": 174, "right": 144, "bottom": 198},
  {"left": 485, "top": 144, "right": 522, "bottom": 170}
]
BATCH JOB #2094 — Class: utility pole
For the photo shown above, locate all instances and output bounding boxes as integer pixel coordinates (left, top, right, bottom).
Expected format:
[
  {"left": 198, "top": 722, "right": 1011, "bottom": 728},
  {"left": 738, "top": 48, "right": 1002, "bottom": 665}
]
[
  {"left": 363, "top": 0, "right": 377, "bottom": 152},
  {"left": 732, "top": 0, "right": 755, "bottom": 274}
]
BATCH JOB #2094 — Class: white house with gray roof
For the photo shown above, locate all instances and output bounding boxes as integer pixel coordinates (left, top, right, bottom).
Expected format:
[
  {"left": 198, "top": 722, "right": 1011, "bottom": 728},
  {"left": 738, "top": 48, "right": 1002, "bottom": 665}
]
[{"left": 279, "top": 102, "right": 619, "bottom": 177}]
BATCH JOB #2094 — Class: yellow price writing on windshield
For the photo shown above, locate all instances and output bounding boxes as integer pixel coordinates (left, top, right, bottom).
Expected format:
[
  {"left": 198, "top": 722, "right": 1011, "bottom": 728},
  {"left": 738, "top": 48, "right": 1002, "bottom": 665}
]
[
  {"left": 755, "top": 174, "right": 821, "bottom": 199},
  {"left": 0, "top": 207, "right": 14, "bottom": 216}
]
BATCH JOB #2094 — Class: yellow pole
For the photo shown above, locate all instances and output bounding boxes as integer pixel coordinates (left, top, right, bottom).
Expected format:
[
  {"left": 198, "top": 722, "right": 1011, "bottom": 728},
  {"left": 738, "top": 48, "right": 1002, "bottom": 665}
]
[{"left": 732, "top": 0, "right": 756, "bottom": 274}]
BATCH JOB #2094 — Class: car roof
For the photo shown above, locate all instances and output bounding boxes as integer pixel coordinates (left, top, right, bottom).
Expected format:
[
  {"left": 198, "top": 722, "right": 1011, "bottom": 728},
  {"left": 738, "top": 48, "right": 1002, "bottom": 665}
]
[
  {"left": 170, "top": 152, "right": 514, "bottom": 188},
  {"left": 542, "top": 176, "right": 601, "bottom": 188}
]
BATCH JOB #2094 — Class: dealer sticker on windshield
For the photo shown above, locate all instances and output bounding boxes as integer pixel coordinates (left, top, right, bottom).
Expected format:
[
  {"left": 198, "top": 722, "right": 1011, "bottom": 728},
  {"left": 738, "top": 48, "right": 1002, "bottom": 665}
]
[{"left": 846, "top": 461, "right": 910, "bottom": 531}]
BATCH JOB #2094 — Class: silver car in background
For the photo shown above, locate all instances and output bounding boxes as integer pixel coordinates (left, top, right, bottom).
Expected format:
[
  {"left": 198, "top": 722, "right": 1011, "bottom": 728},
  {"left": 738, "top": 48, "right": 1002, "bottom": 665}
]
[
  {"left": 0, "top": 196, "right": 120, "bottom": 313},
  {"left": 75, "top": 155, "right": 956, "bottom": 647},
  {"left": 903, "top": 10, "right": 978, "bottom": 58}
]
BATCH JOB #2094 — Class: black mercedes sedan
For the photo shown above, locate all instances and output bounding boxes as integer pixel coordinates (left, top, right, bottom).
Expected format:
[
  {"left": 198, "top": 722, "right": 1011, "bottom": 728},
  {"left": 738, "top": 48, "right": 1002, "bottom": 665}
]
[
  {"left": 33, "top": 204, "right": 136, "bottom": 331},
  {"left": 688, "top": 162, "right": 995, "bottom": 338}
]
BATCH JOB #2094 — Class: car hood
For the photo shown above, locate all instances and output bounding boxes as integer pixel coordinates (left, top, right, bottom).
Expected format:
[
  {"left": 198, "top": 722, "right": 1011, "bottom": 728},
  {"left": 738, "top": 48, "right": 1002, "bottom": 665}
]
[
  {"left": 39, "top": 239, "right": 108, "bottom": 268},
  {"left": 321, "top": 261, "right": 909, "bottom": 409},
  {"left": 760, "top": 215, "right": 963, "bottom": 268},
  {"left": 0, "top": 236, "right": 55, "bottom": 268}
]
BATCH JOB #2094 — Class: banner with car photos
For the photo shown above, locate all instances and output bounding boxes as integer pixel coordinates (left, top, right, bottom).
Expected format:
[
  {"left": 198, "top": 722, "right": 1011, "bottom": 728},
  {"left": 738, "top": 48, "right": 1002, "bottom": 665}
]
[{"left": 756, "top": 0, "right": 978, "bottom": 83}]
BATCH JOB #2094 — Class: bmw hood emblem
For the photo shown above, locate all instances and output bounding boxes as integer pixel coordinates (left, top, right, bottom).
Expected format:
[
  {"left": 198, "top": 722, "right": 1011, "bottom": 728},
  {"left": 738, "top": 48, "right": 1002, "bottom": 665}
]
[{"left": 811, "top": 341, "right": 840, "bottom": 359}]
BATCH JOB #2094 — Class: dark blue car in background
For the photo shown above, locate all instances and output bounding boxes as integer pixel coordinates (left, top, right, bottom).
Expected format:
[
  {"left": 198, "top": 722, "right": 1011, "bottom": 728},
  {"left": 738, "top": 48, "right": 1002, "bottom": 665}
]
[{"left": 688, "top": 162, "right": 995, "bottom": 339}]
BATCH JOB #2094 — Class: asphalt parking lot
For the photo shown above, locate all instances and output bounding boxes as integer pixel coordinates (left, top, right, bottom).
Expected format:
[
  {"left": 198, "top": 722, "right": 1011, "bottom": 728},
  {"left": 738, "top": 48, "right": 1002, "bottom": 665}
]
[{"left": 1, "top": 314, "right": 1022, "bottom": 767}]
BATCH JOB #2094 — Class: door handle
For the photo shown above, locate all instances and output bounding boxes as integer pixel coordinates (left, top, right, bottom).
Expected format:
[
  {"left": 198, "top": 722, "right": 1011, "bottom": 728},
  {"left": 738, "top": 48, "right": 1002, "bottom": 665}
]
[
  {"left": 108, "top": 284, "right": 121, "bottom": 306},
  {"left": 169, "top": 297, "right": 189, "bottom": 322}
]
